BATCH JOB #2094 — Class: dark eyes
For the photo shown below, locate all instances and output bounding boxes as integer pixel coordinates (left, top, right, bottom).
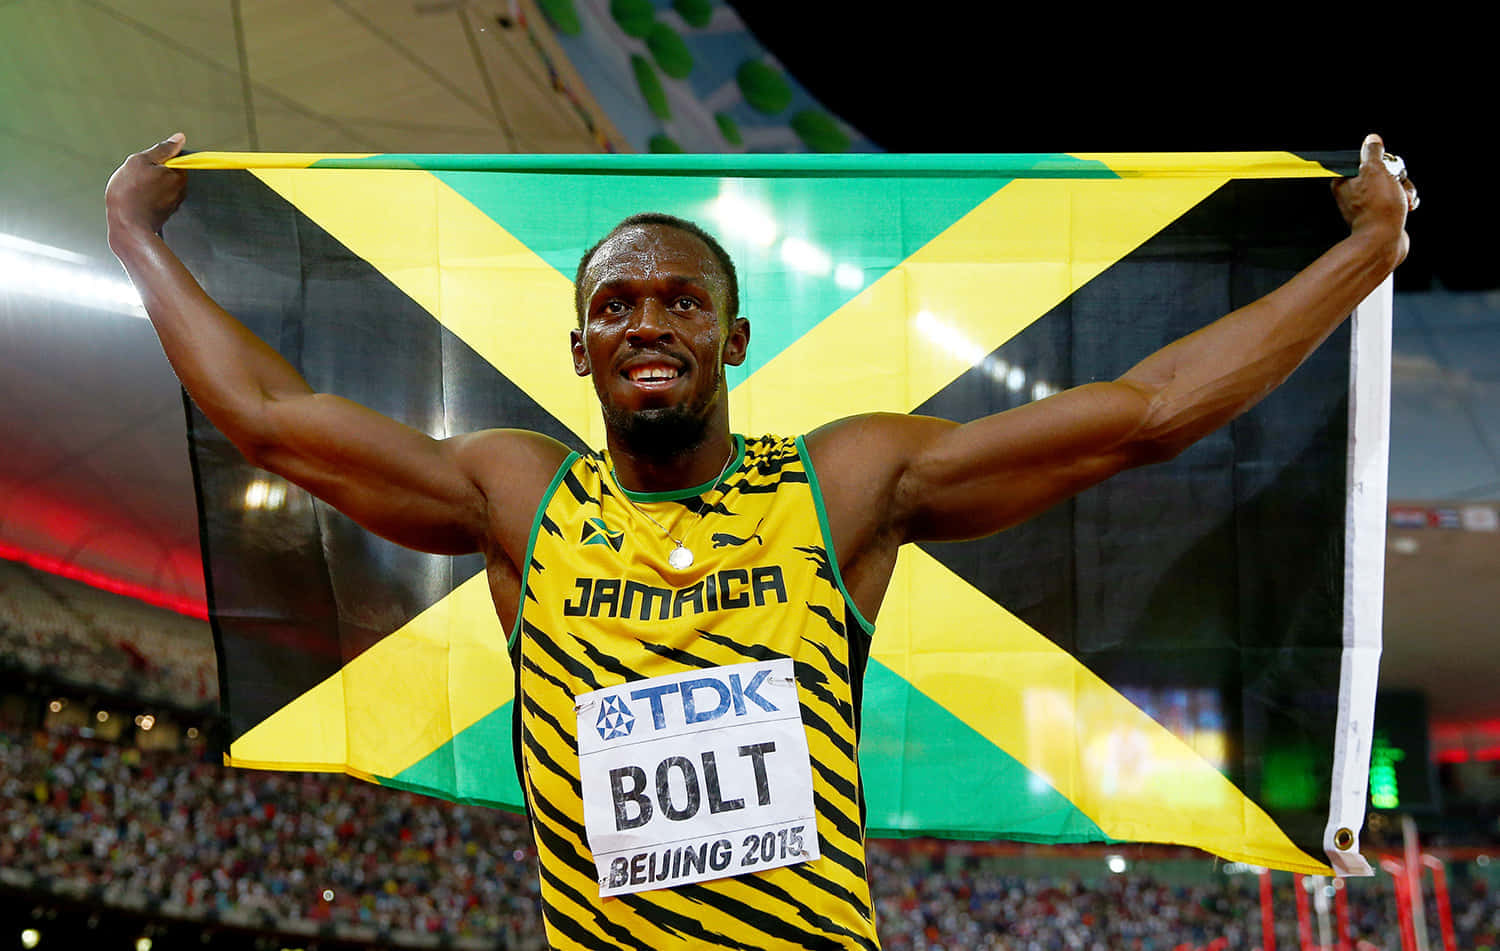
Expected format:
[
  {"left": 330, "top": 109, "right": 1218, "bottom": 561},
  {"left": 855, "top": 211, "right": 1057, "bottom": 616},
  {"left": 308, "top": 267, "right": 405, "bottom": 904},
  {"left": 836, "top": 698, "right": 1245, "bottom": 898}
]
[{"left": 598, "top": 296, "right": 703, "bottom": 316}]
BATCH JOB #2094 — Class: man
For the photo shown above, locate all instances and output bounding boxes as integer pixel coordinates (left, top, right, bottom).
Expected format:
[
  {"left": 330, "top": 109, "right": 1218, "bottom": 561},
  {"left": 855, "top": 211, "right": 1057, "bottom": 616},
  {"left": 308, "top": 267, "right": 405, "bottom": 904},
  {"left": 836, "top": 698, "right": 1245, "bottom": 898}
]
[{"left": 106, "top": 134, "right": 1414, "bottom": 950}]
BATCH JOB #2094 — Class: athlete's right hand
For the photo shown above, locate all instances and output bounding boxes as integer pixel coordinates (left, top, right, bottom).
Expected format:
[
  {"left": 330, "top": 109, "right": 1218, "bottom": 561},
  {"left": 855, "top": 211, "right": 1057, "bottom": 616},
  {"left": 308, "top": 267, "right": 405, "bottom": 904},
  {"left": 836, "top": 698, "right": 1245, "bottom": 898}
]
[{"left": 106, "top": 133, "right": 188, "bottom": 248}]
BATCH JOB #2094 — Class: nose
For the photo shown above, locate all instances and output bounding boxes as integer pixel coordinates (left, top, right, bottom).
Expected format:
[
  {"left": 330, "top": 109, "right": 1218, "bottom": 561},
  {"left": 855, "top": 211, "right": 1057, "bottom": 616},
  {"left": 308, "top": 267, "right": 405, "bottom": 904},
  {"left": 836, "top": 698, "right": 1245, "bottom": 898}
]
[{"left": 626, "top": 297, "right": 674, "bottom": 345}]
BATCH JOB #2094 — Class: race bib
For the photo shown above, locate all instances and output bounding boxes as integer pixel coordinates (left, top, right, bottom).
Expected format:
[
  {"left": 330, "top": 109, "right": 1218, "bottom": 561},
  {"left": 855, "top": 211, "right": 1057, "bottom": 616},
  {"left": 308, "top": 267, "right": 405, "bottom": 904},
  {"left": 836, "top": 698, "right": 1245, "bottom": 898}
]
[{"left": 575, "top": 657, "right": 820, "bottom": 897}]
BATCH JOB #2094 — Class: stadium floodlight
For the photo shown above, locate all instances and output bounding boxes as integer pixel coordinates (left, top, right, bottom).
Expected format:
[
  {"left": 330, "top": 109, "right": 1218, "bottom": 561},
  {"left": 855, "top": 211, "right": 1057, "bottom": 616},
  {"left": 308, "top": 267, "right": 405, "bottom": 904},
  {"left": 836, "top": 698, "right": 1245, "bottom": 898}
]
[{"left": 0, "top": 232, "right": 147, "bottom": 319}]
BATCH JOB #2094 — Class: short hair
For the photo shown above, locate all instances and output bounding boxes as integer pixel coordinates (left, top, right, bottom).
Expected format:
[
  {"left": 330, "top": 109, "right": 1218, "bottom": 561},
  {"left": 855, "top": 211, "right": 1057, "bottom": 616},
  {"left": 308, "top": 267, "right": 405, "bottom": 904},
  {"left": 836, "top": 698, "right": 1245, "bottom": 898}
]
[{"left": 573, "top": 213, "right": 739, "bottom": 328}]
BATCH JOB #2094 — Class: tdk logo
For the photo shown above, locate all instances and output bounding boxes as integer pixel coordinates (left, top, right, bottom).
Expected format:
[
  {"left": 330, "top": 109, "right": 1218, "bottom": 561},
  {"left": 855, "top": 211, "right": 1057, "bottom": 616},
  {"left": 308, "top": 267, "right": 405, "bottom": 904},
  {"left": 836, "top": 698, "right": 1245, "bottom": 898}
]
[
  {"left": 596, "top": 695, "right": 636, "bottom": 741},
  {"left": 597, "top": 669, "right": 779, "bottom": 742}
]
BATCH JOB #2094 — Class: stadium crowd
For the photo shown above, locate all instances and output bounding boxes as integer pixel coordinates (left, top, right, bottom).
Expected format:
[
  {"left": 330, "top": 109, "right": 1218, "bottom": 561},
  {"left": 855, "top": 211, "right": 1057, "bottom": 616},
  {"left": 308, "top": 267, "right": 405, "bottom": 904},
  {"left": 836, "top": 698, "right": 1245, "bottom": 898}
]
[
  {"left": 868, "top": 847, "right": 1500, "bottom": 950},
  {"left": 0, "top": 561, "right": 216, "bottom": 710},
  {"left": 0, "top": 731, "right": 540, "bottom": 945},
  {"left": 4, "top": 727, "right": 1500, "bottom": 949},
  {"left": 5, "top": 565, "right": 1500, "bottom": 949}
]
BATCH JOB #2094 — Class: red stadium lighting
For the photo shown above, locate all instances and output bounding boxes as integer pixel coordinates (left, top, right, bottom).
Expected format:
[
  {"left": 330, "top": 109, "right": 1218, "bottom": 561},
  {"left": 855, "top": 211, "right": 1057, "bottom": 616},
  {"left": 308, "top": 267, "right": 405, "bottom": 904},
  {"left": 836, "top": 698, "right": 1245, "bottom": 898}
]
[{"left": 0, "top": 542, "right": 208, "bottom": 620}]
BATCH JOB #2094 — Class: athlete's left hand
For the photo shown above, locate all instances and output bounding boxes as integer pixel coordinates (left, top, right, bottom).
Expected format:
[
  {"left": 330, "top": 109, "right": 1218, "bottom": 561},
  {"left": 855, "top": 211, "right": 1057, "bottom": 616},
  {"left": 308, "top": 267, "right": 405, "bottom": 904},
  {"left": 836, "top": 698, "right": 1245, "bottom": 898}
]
[{"left": 1332, "top": 133, "right": 1416, "bottom": 267}]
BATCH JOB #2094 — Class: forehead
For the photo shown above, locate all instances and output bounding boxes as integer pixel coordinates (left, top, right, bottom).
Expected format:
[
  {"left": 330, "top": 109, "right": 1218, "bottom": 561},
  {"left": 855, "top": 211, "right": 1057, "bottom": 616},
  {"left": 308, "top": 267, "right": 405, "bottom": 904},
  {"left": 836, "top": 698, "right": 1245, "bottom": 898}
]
[{"left": 583, "top": 224, "right": 727, "bottom": 295}]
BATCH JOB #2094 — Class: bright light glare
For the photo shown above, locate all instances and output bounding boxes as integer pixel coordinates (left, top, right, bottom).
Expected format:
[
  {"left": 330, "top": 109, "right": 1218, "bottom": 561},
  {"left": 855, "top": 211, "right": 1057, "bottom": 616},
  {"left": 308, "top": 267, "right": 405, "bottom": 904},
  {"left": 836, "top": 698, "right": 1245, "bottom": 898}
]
[
  {"left": 322, "top": 888, "right": 335, "bottom": 901},
  {"left": 0, "top": 240, "right": 146, "bottom": 319},
  {"left": 244, "top": 479, "right": 287, "bottom": 511},
  {"left": 136, "top": 938, "right": 153, "bottom": 951},
  {"left": 21, "top": 929, "right": 40, "bottom": 949},
  {"left": 833, "top": 263, "right": 864, "bottom": 290},
  {"left": 1390, "top": 536, "right": 1419, "bottom": 555},
  {"left": 1025, "top": 769, "right": 1053, "bottom": 797},
  {"left": 915, "top": 310, "right": 1063, "bottom": 401},
  {"left": 1106, "top": 855, "right": 1127, "bottom": 874},
  {"left": 1220, "top": 862, "right": 1265, "bottom": 875},
  {"left": 914, "top": 310, "right": 989, "bottom": 366},
  {"left": 245, "top": 481, "right": 268, "bottom": 509},
  {"left": 779, "top": 237, "right": 832, "bottom": 277},
  {"left": 708, "top": 191, "right": 778, "bottom": 247},
  {"left": 0, "top": 232, "right": 90, "bottom": 264}
]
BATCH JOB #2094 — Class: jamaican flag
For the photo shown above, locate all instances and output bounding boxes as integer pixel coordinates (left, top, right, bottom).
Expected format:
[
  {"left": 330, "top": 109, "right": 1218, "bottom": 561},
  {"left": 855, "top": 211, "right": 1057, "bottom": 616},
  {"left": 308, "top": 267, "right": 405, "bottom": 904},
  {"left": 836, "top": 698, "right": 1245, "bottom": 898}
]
[{"left": 168, "top": 152, "right": 1386, "bottom": 875}]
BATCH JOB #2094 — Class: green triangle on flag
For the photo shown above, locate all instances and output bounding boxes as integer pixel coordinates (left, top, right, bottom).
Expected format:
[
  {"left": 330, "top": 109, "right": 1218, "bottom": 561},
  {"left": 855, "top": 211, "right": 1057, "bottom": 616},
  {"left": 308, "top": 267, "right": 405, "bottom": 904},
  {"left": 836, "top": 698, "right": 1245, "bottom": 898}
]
[{"left": 860, "top": 659, "right": 1108, "bottom": 842}]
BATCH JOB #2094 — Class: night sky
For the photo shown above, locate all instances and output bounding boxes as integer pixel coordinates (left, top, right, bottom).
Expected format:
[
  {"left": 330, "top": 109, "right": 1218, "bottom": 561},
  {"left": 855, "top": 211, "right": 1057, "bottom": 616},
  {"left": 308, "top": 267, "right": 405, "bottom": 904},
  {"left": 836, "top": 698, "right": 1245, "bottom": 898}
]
[{"left": 728, "top": 6, "right": 1489, "bottom": 293}]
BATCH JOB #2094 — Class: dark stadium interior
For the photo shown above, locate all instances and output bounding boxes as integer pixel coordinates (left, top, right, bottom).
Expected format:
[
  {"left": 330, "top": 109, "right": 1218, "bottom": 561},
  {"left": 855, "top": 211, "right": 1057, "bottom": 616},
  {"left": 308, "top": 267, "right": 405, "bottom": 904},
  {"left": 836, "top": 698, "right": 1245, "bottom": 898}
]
[{"left": 1, "top": 2, "right": 1494, "bottom": 949}]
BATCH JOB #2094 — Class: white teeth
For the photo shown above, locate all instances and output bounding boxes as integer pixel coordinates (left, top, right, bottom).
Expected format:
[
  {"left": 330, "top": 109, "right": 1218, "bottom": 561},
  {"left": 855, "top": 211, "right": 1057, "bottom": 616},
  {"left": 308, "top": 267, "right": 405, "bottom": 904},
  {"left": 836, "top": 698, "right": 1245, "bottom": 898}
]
[{"left": 629, "top": 366, "right": 679, "bottom": 383}]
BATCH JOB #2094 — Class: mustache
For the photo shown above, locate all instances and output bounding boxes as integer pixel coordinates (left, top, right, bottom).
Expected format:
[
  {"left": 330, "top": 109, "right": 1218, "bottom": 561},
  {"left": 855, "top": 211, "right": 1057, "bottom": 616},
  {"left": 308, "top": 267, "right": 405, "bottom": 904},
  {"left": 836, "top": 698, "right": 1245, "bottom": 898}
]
[{"left": 618, "top": 343, "right": 692, "bottom": 368}]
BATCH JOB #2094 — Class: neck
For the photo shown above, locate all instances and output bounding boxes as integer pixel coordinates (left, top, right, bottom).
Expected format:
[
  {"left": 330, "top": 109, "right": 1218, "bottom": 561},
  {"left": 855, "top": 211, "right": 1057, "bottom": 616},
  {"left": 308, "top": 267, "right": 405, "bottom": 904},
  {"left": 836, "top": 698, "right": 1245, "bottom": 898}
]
[{"left": 607, "top": 423, "right": 736, "bottom": 494}]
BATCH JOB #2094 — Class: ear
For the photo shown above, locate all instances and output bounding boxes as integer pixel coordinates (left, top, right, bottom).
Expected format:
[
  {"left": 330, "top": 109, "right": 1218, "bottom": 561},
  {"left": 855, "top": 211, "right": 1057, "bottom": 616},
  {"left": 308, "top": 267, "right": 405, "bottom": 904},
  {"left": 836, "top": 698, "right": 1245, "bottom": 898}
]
[
  {"left": 571, "top": 327, "right": 590, "bottom": 377},
  {"left": 722, "top": 316, "right": 750, "bottom": 367}
]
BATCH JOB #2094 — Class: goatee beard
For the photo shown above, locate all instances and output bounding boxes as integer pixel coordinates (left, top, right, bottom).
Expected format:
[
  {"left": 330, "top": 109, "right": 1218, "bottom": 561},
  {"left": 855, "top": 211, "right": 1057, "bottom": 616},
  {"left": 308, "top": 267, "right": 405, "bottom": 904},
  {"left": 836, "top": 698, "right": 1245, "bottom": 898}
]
[
  {"left": 601, "top": 358, "right": 723, "bottom": 460},
  {"left": 604, "top": 402, "right": 711, "bottom": 459}
]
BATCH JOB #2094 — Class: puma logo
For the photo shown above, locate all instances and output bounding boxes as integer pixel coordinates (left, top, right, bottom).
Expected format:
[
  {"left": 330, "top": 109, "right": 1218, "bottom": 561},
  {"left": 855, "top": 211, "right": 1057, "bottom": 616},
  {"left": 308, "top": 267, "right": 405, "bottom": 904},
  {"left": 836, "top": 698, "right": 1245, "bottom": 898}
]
[{"left": 711, "top": 516, "right": 765, "bottom": 549}]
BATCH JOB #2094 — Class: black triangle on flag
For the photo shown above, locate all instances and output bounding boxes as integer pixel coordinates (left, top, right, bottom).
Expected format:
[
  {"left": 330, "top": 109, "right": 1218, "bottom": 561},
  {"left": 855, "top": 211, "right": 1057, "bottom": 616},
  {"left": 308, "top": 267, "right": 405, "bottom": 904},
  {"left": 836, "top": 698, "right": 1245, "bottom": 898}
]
[
  {"left": 170, "top": 169, "right": 584, "bottom": 745},
  {"left": 914, "top": 177, "right": 1351, "bottom": 860}
]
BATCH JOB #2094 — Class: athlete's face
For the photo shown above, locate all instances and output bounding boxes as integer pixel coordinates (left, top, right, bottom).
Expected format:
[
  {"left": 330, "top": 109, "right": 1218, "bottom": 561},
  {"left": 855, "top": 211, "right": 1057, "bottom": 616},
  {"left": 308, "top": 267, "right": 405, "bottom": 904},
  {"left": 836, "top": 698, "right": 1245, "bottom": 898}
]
[{"left": 572, "top": 225, "right": 749, "bottom": 450}]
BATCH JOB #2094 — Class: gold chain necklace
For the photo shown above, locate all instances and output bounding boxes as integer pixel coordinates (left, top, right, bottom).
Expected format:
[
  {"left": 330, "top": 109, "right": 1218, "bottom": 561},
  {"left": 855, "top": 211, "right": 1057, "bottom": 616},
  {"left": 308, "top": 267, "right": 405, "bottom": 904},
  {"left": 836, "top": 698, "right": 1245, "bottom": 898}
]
[{"left": 619, "top": 444, "right": 736, "bottom": 571}]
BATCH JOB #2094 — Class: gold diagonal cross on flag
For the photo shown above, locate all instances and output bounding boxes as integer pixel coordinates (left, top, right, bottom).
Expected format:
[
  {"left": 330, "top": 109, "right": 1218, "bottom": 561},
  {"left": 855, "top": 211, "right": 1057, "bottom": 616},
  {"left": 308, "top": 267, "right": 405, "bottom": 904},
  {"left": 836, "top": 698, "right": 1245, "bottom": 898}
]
[{"left": 228, "top": 159, "right": 1335, "bottom": 871}]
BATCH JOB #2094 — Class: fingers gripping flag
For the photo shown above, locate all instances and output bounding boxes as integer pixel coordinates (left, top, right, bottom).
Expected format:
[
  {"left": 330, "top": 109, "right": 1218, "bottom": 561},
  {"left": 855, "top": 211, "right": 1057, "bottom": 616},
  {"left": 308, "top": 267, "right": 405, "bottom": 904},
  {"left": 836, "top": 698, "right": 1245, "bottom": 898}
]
[{"left": 168, "top": 151, "right": 1381, "bottom": 875}]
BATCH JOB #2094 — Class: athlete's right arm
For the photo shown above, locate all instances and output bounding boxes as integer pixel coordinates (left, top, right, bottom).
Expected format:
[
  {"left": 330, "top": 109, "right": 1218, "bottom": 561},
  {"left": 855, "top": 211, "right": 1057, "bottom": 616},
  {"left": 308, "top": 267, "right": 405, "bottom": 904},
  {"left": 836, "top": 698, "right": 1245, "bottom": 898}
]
[{"left": 106, "top": 135, "right": 557, "bottom": 557}]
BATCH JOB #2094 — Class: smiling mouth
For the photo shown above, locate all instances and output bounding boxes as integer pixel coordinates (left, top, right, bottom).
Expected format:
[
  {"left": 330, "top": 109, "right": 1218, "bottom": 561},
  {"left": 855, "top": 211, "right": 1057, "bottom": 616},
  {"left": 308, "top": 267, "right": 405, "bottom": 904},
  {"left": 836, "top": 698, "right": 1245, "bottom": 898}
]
[{"left": 625, "top": 364, "right": 683, "bottom": 384}]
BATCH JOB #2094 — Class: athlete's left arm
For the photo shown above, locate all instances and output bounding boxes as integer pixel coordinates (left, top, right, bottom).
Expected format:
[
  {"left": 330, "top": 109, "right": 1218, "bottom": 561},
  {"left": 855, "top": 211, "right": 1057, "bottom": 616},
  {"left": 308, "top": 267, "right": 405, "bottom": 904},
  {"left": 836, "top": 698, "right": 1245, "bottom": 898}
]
[
  {"left": 894, "top": 135, "right": 1413, "bottom": 544},
  {"left": 812, "top": 135, "right": 1414, "bottom": 588},
  {"left": 904, "top": 135, "right": 1416, "bottom": 544}
]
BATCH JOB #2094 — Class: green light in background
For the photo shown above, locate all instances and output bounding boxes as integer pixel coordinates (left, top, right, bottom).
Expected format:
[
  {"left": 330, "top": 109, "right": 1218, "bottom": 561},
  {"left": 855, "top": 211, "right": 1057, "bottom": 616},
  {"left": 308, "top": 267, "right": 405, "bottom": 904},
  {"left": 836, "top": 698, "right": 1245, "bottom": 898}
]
[{"left": 1370, "top": 729, "right": 1406, "bottom": 809}]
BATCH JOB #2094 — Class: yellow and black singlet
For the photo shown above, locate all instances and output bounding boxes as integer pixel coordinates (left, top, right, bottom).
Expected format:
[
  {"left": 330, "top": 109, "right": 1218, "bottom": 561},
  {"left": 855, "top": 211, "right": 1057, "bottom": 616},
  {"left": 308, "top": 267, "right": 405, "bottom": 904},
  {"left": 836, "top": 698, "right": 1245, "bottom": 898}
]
[{"left": 509, "top": 434, "right": 881, "bottom": 950}]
